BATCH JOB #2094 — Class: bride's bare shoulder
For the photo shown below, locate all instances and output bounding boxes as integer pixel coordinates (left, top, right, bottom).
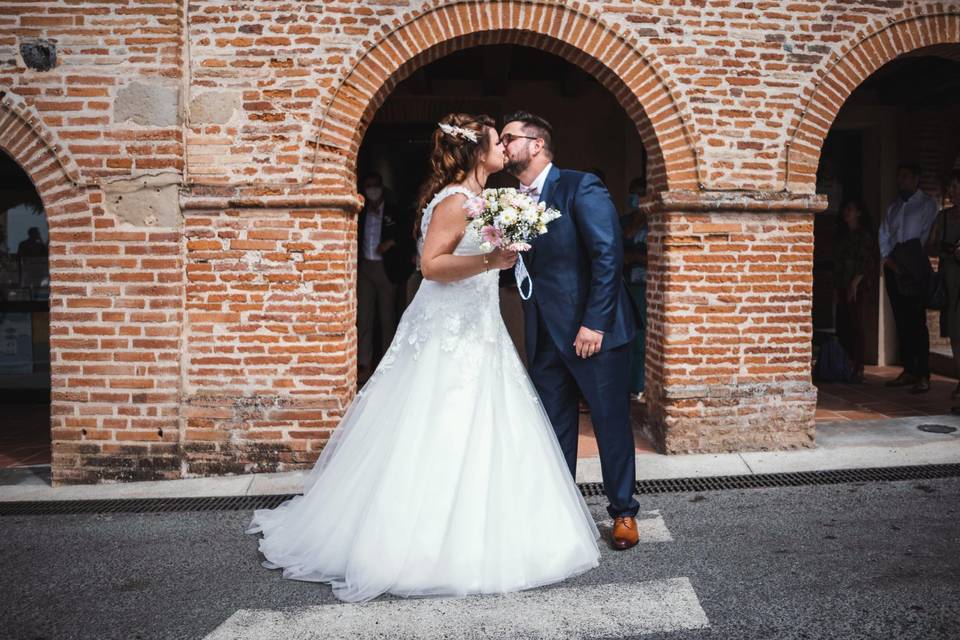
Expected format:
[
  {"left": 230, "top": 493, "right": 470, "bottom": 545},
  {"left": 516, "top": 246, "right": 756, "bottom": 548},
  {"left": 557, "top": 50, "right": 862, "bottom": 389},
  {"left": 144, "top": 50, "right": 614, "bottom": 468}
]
[{"left": 433, "top": 192, "right": 469, "bottom": 218}]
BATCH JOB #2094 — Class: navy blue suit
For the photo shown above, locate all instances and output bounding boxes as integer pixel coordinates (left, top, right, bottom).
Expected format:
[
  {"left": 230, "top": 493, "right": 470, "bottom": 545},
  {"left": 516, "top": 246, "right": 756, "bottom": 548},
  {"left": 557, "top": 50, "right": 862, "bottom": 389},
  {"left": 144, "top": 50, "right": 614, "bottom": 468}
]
[{"left": 523, "top": 165, "right": 640, "bottom": 518}]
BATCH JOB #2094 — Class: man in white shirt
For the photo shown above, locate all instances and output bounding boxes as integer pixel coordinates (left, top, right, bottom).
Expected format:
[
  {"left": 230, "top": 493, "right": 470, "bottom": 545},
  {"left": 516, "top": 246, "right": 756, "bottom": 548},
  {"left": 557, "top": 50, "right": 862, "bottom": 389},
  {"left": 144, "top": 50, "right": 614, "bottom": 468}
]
[{"left": 879, "top": 162, "right": 939, "bottom": 393}]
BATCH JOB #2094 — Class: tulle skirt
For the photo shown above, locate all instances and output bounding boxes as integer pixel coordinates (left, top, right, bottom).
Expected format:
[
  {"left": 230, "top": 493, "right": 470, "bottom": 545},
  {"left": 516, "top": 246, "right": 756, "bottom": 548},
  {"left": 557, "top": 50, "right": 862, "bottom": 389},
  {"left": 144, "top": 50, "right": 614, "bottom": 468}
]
[{"left": 247, "top": 280, "right": 600, "bottom": 603}]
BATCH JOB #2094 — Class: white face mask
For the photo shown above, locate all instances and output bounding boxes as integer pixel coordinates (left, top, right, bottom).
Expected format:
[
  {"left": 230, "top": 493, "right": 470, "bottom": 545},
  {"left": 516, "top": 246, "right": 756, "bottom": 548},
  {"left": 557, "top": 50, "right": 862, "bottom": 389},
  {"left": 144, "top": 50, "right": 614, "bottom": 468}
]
[{"left": 365, "top": 186, "right": 383, "bottom": 202}]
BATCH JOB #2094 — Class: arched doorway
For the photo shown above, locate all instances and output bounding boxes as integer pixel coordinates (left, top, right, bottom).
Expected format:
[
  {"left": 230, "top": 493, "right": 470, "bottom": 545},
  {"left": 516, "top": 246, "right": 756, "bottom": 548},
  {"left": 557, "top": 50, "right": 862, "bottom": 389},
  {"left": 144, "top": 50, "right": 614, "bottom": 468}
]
[
  {"left": 0, "top": 150, "right": 51, "bottom": 474},
  {"left": 353, "top": 42, "right": 655, "bottom": 458},
  {"left": 312, "top": 2, "right": 697, "bottom": 194},
  {"left": 310, "top": 1, "right": 699, "bottom": 453},
  {"left": 794, "top": 21, "right": 960, "bottom": 422}
]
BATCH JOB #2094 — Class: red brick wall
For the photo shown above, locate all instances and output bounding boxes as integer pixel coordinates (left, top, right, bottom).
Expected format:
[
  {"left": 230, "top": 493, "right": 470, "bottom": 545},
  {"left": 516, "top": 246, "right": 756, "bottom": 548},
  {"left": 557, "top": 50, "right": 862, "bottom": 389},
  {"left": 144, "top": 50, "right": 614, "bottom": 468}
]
[
  {"left": 645, "top": 194, "right": 821, "bottom": 453},
  {"left": 0, "top": 1, "right": 957, "bottom": 481},
  {"left": 181, "top": 204, "right": 356, "bottom": 475},
  {"left": 1, "top": 2, "right": 184, "bottom": 483}
]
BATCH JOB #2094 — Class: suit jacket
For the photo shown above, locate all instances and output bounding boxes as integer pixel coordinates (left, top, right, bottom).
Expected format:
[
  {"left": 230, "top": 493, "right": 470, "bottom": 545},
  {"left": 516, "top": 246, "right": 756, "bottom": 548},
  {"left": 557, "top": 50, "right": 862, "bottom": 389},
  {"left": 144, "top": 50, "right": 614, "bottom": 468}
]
[
  {"left": 358, "top": 203, "right": 414, "bottom": 285},
  {"left": 522, "top": 165, "right": 640, "bottom": 361}
]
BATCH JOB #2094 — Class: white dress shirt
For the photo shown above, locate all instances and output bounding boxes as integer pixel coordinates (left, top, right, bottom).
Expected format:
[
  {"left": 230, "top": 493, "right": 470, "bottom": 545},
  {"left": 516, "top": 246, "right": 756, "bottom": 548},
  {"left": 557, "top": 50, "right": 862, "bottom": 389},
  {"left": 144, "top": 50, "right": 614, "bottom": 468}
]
[
  {"left": 361, "top": 202, "right": 384, "bottom": 261},
  {"left": 519, "top": 163, "right": 553, "bottom": 198},
  {"left": 879, "top": 189, "right": 939, "bottom": 258}
]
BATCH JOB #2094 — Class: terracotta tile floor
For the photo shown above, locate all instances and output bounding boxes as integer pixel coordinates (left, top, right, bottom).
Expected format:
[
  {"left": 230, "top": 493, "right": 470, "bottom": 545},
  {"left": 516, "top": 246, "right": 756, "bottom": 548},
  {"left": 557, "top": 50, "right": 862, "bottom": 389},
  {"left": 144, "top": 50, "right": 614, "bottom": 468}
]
[
  {"left": 814, "top": 365, "right": 958, "bottom": 422},
  {"left": 577, "top": 397, "right": 656, "bottom": 459},
  {"left": 0, "top": 404, "right": 50, "bottom": 468}
]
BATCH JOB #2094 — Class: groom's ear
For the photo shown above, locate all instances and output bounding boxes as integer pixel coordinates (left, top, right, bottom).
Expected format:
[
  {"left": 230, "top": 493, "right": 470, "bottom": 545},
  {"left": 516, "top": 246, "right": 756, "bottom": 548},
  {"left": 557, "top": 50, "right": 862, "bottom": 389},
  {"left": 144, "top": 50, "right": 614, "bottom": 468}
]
[{"left": 531, "top": 137, "right": 545, "bottom": 157}]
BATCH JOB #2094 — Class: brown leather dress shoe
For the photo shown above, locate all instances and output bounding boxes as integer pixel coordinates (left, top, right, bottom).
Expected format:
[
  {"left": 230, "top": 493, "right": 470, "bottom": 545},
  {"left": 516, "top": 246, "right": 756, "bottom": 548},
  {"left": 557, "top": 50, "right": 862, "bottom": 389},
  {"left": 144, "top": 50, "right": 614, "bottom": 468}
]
[{"left": 612, "top": 516, "right": 639, "bottom": 550}]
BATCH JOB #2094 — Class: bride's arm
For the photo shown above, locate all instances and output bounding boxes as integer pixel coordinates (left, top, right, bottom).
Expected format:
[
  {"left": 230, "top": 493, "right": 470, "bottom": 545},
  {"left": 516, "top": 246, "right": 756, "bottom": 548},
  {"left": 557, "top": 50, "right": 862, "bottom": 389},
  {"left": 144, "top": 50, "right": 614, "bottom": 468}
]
[{"left": 420, "top": 195, "right": 517, "bottom": 283}]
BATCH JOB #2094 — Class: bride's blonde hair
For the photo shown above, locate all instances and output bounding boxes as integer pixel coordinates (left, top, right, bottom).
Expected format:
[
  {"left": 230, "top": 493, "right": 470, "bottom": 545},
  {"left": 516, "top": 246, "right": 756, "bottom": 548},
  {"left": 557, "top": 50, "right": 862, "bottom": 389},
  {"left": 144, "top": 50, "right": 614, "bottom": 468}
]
[{"left": 415, "top": 113, "right": 495, "bottom": 237}]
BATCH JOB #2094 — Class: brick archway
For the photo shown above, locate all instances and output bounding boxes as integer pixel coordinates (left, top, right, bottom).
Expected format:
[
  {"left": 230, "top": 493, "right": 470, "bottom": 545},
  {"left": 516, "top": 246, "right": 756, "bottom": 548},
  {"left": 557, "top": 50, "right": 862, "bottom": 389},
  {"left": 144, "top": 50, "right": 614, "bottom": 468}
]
[
  {"left": 0, "top": 90, "right": 90, "bottom": 483},
  {"left": 784, "top": 10, "right": 960, "bottom": 192},
  {"left": 0, "top": 90, "right": 84, "bottom": 208},
  {"left": 311, "top": 0, "right": 699, "bottom": 192}
]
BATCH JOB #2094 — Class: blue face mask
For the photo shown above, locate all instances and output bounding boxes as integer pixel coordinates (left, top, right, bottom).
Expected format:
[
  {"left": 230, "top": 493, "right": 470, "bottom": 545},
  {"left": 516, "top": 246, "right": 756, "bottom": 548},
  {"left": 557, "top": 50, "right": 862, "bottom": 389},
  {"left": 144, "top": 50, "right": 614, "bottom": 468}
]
[{"left": 627, "top": 194, "right": 640, "bottom": 210}]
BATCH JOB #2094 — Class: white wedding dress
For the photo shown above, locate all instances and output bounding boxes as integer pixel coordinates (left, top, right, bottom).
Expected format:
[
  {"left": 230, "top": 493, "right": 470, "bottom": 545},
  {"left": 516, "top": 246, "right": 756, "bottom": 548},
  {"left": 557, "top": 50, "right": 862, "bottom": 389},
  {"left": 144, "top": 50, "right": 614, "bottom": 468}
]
[{"left": 247, "top": 185, "right": 600, "bottom": 603}]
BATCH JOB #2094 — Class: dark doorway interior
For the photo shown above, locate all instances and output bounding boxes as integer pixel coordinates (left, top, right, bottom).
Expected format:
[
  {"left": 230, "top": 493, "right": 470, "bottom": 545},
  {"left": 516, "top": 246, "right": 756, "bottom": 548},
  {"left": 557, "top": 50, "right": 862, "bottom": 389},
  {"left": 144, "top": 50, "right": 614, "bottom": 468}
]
[
  {"left": 356, "top": 44, "right": 648, "bottom": 369},
  {"left": 0, "top": 150, "right": 51, "bottom": 470},
  {"left": 813, "top": 46, "right": 960, "bottom": 423}
]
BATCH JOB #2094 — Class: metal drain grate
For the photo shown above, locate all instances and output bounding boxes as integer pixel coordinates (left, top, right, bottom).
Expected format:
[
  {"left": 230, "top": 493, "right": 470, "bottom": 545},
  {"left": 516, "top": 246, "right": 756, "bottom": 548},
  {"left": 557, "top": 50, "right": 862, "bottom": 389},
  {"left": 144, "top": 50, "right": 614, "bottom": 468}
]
[
  {"left": 917, "top": 424, "right": 958, "bottom": 434},
  {"left": 580, "top": 463, "right": 960, "bottom": 496},
  {"left": 3, "top": 463, "right": 960, "bottom": 516},
  {"left": 0, "top": 493, "right": 294, "bottom": 517}
]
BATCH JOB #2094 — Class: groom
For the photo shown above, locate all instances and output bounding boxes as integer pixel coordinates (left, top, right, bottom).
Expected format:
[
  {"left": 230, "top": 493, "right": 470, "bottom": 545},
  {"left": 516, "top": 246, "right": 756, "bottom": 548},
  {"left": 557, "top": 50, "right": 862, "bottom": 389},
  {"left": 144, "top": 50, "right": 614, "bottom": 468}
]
[{"left": 501, "top": 112, "right": 641, "bottom": 550}]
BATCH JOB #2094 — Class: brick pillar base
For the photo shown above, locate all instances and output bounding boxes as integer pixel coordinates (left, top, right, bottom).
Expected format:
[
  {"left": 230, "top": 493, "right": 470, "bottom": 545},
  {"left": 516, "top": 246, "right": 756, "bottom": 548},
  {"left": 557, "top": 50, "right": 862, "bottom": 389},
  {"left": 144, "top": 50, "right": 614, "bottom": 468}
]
[{"left": 643, "top": 191, "right": 827, "bottom": 453}]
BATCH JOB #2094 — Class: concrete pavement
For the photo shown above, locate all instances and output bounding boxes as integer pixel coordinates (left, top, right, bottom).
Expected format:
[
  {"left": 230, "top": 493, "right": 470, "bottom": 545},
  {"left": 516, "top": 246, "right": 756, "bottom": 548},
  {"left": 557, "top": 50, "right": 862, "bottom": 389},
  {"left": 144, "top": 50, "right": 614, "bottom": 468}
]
[{"left": 2, "top": 414, "right": 960, "bottom": 503}]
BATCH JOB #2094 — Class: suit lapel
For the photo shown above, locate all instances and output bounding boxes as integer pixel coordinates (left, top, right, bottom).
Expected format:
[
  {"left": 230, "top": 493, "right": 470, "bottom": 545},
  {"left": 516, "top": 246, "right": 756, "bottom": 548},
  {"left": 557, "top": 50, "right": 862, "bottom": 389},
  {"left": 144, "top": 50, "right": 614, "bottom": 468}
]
[{"left": 528, "top": 165, "right": 561, "bottom": 271}]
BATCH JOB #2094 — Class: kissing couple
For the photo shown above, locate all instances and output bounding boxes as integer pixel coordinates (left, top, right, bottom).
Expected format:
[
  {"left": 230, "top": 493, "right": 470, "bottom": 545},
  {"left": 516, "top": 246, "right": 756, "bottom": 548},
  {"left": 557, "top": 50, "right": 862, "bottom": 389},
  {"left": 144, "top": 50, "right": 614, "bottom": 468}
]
[{"left": 247, "top": 111, "right": 642, "bottom": 603}]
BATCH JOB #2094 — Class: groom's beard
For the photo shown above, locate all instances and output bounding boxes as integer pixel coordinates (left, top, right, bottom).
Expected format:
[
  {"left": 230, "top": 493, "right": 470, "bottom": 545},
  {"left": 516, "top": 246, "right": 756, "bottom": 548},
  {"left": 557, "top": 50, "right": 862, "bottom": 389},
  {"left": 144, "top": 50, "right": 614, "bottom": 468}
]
[{"left": 504, "top": 149, "right": 531, "bottom": 178}]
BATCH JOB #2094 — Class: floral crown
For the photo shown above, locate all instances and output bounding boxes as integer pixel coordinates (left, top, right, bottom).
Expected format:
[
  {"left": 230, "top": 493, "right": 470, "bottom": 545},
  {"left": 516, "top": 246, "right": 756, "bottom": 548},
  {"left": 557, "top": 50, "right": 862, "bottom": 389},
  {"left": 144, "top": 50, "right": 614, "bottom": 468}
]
[{"left": 438, "top": 122, "right": 478, "bottom": 144}]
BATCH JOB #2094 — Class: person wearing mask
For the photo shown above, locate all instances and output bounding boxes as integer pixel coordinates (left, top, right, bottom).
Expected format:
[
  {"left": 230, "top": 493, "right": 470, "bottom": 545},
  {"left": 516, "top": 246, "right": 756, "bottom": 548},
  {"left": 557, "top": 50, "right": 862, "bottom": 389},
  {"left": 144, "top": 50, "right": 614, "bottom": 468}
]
[
  {"left": 621, "top": 176, "right": 647, "bottom": 399},
  {"left": 356, "top": 172, "right": 406, "bottom": 382},
  {"left": 879, "top": 162, "right": 939, "bottom": 393},
  {"left": 834, "top": 199, "right": 877, "bottom": 383}
]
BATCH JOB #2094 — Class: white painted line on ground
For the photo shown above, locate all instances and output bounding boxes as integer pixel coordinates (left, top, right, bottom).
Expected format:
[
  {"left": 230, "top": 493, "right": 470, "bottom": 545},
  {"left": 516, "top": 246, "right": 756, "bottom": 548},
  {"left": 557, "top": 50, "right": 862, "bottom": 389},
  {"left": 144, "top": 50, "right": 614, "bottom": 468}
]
[
  {"left": 204, "top": 577, "right": 710, "bottom": 640},
  {"left": 597, "top": 509, "right": 674, "bottom": 543}
]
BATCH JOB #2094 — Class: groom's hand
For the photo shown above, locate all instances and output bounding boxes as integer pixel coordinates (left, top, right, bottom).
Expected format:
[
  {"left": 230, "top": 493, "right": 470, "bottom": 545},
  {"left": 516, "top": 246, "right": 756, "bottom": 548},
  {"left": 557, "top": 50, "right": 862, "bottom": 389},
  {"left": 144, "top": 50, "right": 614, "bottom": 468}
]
[{"left": 574, "top": 326, "right": 603, "bottom": 359}]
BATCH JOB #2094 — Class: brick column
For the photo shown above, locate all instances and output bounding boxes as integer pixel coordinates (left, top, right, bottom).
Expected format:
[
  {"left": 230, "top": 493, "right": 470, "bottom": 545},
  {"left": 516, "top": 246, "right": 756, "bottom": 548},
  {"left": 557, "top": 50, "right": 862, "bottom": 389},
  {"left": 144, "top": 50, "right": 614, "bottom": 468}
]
[
  {"left": 180, "top": 188, "right": 361, "bottom": 476},
  {"left": 644, "top": 191, "right": 826, "bottom": 453}
]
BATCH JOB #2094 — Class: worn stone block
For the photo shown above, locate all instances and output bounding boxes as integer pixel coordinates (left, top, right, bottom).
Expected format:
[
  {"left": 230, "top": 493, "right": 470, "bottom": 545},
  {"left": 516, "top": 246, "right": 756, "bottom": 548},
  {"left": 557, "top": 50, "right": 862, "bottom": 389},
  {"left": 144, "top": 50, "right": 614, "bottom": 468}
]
[{"left": 115, "top": 81, "right": 179, "bottom": 127}]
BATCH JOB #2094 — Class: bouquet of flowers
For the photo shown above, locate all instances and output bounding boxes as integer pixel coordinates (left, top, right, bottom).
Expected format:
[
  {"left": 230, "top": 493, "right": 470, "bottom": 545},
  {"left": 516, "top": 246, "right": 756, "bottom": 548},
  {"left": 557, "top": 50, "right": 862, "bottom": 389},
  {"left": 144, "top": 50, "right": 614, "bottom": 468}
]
[
  {"left": 465, "top": 188, "right": 561, "bottom": 251},
  {"left": 464, "top": 188, "right": 562, "bottom": 299}
]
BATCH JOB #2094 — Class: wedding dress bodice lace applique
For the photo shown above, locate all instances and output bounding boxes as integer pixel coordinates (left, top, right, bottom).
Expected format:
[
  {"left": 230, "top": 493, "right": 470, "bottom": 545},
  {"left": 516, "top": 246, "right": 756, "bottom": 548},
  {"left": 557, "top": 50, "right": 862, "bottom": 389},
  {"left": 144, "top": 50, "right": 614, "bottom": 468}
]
[{"left": 369, "top": 185, "right": 531, "bottom": 395}]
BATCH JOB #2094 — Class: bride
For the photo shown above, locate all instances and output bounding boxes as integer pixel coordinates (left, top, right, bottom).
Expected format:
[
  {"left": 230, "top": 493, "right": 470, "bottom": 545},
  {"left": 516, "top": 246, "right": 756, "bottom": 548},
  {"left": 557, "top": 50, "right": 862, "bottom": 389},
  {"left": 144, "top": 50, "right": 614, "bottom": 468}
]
[{"left": 247, "top": 113, "right": 600, "bottom": 603}]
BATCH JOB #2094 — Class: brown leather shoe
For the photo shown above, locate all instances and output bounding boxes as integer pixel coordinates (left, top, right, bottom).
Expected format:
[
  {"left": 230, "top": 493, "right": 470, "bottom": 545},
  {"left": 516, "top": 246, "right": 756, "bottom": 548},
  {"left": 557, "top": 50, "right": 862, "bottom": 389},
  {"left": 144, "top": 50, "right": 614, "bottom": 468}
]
[{"left": 612, "top": 516, "right": 639, "bottom": 550}]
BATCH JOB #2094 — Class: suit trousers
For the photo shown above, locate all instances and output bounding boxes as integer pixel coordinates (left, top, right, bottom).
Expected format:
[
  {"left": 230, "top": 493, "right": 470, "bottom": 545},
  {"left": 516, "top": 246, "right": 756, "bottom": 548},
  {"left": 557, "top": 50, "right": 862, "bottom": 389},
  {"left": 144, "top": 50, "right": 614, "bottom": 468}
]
[
  {"left": 884, "top": 267, "right": 930, "bottom": 378},
  {"left": 528, "top": 312, "right": 640, "bottom": 519},
  {"left": 357, "top": 258, "right": 397, "bottom": 369}
]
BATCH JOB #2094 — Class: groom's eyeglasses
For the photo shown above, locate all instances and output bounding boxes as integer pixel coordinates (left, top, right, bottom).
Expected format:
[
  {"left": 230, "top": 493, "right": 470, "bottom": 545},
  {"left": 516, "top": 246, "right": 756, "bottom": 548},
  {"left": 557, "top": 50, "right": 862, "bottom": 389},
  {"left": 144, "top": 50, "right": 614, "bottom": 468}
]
[{"left": 500, "top": 134, "right": 540, "bottom": 146}]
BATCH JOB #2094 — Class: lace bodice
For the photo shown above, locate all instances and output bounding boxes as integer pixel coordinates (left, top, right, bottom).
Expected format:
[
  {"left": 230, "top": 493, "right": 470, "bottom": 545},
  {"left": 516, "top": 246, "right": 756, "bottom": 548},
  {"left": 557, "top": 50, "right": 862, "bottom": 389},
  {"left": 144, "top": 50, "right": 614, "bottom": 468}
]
[{"left": 365, "top": 184, "right": 531, "bottom": 394}]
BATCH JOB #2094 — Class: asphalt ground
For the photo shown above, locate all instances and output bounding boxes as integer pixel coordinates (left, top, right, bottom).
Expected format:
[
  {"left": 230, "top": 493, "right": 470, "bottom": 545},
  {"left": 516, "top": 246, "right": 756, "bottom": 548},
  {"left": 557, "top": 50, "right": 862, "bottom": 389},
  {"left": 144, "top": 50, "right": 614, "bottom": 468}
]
[{"left": 2, "top": 477, "right": 959, "bottom": 639}]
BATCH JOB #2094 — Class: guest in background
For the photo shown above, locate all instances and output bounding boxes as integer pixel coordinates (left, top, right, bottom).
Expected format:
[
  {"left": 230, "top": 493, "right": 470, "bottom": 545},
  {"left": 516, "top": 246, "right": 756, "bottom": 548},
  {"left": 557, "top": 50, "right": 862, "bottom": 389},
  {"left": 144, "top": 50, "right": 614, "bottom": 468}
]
[
  {"left": 930, "top": 171, "right": 960, "bottom": 405},
  {"left": 357, "top": 172, "right": 409, "bottom": 382},
  {"left": 16, "top": 227, "right": 47, "bottom": 257},
  {"left": 621, "top": 176, "right": 648, "bottom": 399},
  {"left": 879, "top": 162, "right": 939, "bottom": 393},
  {"left": 834, "top": 199, "right": 877, "bottom": 383}
]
